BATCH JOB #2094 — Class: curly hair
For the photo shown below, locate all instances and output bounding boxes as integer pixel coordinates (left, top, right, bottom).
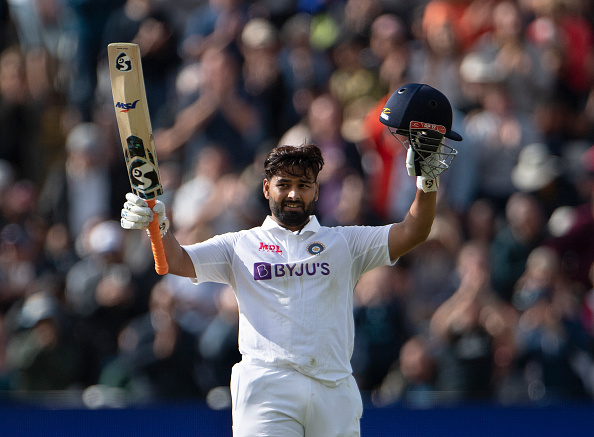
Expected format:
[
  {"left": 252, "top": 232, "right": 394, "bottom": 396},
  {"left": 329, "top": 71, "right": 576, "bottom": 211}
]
[{"left": 263, "top": 143, "right": 324, "bottom": 181}]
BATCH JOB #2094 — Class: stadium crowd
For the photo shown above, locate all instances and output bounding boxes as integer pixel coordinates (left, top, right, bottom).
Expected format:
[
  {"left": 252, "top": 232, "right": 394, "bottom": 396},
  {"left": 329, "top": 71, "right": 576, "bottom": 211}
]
[{"left": 1, "top": 0, "right": 594, "bottom": 409}]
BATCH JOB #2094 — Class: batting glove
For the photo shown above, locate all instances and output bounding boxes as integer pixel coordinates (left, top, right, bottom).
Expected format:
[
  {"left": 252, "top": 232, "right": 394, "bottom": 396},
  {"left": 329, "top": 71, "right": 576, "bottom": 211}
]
[
  {"left": 406, "top": 145, "right": 447, "bottom": 178},
  {"left": 406, "top": 146, "right": 440, "bottom": 192},
  {"left": 121, "top": 193, "right": 170, "bottom": 237}
]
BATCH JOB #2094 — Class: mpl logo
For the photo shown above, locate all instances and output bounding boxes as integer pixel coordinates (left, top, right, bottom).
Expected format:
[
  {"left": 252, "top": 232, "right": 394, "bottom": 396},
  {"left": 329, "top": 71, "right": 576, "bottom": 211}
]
[
  {"left": 254, "top": 261, "right": 330, "bottom": 280},
  {"left": 259, "top": 242, "right": 283, "bottom": 255},
  {"left": 115, "top": 99, "right": 140, "bottom": 113}
]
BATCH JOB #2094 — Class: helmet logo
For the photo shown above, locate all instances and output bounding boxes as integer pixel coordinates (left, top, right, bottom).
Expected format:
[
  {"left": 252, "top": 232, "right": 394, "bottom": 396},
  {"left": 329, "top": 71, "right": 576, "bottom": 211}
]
[{"left": 410, "top": 121, "right": 446, "bottom": 135}]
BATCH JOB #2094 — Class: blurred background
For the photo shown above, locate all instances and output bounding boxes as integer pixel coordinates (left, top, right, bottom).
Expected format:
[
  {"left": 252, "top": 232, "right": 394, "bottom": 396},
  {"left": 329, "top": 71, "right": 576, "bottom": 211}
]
[{"left": 1, "top": 0, "right": 594, "bottom": 434}]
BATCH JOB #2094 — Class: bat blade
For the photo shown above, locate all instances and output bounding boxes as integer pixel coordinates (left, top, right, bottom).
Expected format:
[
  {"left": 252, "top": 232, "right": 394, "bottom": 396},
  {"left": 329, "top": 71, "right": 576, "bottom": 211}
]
[{"left": 108, "top": 42, "right": 168, "bottom": 275}]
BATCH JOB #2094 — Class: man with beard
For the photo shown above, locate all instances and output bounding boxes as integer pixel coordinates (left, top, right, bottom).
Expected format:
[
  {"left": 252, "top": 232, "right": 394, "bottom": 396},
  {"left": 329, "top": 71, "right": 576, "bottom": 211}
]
[{"left": 119, "top": 84, "right": 461, "bottom": 436}]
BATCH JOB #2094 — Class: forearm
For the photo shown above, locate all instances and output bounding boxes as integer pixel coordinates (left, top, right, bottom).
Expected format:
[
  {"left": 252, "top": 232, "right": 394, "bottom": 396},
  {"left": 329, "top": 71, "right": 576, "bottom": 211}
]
[
  {"left": 388, "top": 188, "right": 436, "bottom": 261},
  {"left": 161, "top": 231, "right": 196, "bottom": 278},
  {"left": 407, "top": 188, "right": 437, "bottom": 240}
]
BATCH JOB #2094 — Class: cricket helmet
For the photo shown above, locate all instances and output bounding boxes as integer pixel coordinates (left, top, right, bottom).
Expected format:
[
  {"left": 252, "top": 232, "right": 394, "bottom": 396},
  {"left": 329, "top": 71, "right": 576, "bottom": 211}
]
[
  {"left": 380, "top": 83, "right": 462, "bottom": 141},
  {"left": 379, "top": 83, "right": 461, "bottom": 178}
]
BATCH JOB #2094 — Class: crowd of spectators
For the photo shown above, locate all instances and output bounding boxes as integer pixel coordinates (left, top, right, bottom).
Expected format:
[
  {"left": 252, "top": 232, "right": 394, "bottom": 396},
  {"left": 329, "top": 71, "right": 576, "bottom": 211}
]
[{"left": 1, "top": 0, "right": 594, "bottom": 409}]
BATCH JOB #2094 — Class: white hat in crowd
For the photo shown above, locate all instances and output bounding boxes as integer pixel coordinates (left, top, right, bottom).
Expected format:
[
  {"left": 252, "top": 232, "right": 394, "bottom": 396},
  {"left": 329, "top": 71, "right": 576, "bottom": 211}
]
[{"left": 512, "top": 143, "right": 560, "bottom": 192}]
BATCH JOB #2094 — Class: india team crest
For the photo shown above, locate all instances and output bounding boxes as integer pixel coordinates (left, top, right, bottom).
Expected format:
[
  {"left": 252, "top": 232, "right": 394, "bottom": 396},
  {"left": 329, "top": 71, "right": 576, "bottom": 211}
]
[{"left": 307, "top": 242, "right": 325, "bottom": 256}]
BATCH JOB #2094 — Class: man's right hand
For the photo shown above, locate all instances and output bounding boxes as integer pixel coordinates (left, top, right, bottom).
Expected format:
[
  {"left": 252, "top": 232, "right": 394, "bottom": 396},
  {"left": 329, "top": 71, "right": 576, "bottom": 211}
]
[
  {"left": 121, "top": 193, "right": 169, "bottom": 237},
  {"left": 121, "top": 192, "right": 153, "bottom": 230}
]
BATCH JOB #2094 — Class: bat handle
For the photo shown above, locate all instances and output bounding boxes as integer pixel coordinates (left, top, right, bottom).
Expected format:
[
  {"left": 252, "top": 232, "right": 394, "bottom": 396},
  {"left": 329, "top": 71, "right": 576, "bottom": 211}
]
[{"left": 146, "top": 199, "right": 169, "bottom": 275}]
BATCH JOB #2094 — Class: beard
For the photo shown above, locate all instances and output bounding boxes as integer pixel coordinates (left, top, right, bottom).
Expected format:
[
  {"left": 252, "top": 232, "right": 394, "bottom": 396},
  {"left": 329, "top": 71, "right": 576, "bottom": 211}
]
[{"left": 269, "top": 198, "right": 316, "bottom": 228}]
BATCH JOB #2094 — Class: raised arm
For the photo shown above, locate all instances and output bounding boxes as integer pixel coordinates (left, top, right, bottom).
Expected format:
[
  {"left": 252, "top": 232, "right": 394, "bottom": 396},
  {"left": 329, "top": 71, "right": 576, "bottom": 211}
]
[
  {"left": 388, "top": 188, "right": 436, "bottom": 261},
  {"left": 378, "top": 83, "right": 462, "bottom": 261}
]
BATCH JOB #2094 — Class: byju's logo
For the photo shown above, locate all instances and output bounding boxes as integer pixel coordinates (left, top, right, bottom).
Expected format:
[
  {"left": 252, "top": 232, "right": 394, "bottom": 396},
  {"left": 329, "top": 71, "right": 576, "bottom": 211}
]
[
  {"left": 253, "top": 262, "right": 330, "bottom": 280},
  {"left": 254, "top": 262, "right": 272, "bottom": 280}
]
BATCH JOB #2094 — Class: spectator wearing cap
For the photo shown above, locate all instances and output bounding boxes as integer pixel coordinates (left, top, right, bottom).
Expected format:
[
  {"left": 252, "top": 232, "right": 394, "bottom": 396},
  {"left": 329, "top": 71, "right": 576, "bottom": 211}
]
[{"left": 511, "top": 143, "right": 582, "bottom": 219}]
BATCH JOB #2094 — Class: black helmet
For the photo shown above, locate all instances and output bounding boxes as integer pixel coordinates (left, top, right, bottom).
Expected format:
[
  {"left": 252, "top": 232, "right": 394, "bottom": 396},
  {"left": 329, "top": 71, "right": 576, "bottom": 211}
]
[{"left": 380, "top": 83, "right": 463, "bottom": 141}]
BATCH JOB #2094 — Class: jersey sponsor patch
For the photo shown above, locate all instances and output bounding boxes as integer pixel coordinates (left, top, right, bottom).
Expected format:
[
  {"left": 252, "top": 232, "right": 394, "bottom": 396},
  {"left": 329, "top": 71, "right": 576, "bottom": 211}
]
[
  {"left": 253, "top": 261, "right": 330, "bottom": 280},
  {"left": 258, "top": 242, "right": 283, "bottom": 255}
]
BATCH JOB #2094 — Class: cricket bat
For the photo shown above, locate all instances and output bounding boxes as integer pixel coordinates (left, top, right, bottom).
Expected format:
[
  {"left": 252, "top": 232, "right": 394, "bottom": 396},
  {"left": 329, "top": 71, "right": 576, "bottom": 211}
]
[{"left": 108, "top": 42, "right": 168, "bottom": 275}]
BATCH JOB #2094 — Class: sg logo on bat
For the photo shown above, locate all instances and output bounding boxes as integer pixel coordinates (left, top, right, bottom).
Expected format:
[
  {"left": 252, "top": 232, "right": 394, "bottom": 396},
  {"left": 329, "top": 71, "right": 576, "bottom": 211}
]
[
  {"left": 130, "top": 160, "right": 159, "bottom": 191},
  {"left": 115, "top": 52, "right": 132, "bottom": 72},
  {"left": 125, "top": 135, "right": 162, "bottom": 198}
]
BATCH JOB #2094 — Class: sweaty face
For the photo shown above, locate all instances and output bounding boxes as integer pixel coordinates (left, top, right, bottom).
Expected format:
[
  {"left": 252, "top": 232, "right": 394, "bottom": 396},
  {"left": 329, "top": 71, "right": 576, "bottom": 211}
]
[{"left": 263, "top": 171, "right": 318, "bottom": 231}]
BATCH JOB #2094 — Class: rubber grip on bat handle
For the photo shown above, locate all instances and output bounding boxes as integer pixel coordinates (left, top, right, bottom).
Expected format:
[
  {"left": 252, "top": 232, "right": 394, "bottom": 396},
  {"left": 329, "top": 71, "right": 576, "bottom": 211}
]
[{"left": 146, "top": 199, "right": 169, "bottom": 275}]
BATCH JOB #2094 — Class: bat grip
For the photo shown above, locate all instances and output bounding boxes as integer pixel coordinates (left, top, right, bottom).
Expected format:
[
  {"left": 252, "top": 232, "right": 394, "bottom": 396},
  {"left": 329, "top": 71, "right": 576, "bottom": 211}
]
[{"left": 147, "top": 199, "right": 169, "bottom": 275}]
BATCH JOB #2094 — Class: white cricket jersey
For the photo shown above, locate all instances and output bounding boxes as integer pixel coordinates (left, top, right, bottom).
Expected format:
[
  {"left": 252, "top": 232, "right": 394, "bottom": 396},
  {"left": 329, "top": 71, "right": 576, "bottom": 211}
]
[{"left": 183, "top": 216, "right": 394, "bottom": 384}]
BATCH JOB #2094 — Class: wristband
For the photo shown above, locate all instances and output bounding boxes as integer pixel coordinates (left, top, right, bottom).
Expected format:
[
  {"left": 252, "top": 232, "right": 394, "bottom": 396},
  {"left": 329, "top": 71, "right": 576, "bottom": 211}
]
[{"left": 417, "top": 176, "right": 439, "bottom": 193}]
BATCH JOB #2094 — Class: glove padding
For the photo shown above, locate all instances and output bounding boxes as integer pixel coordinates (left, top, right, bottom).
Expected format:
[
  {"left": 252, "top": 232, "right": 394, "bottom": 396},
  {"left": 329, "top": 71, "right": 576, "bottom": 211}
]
[
  {"left": 121, "top": 193, "right": 169, "bottom": 237},
  {"left": 406, "top": 144, "right": 447, "bottom": 179},
  {"left": 406, "top": 145, "right": 442, "bottom": 193}
]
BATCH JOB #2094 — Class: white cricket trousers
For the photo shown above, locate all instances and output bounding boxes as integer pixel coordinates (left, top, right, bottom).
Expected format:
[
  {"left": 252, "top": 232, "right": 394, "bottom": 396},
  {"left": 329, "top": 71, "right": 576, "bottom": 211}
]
[{"left": 230, "top": 358, "right": 363, "bottom": 437}]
